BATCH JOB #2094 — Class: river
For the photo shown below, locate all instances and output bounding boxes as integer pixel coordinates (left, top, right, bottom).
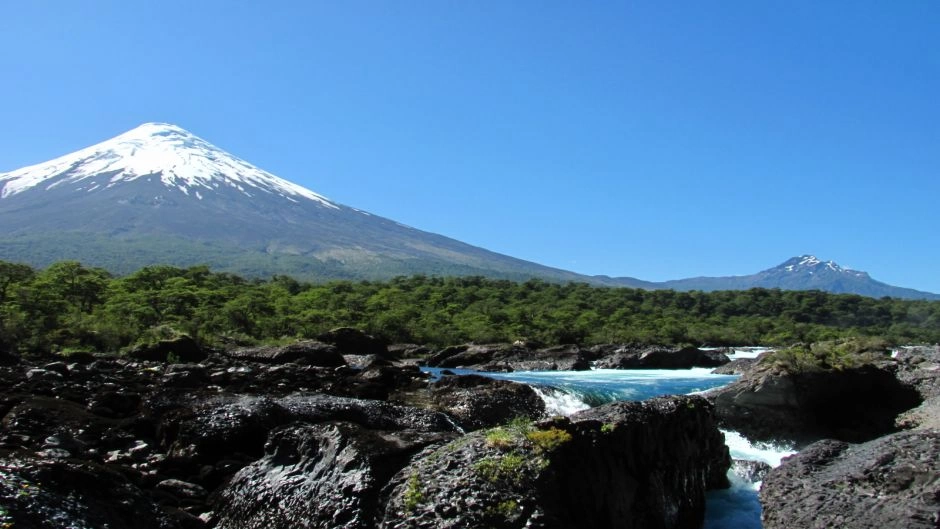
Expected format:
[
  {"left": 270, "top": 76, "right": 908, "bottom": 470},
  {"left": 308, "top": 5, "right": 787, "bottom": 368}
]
[{"left": 423, "top": 348, "right": 795, "bottom": 529}]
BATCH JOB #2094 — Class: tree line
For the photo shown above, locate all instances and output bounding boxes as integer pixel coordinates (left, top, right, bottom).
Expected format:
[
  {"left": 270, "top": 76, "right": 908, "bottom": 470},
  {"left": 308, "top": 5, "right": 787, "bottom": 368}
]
[{"left": 1, "top": 260, "right": 939, "bottom": 356}]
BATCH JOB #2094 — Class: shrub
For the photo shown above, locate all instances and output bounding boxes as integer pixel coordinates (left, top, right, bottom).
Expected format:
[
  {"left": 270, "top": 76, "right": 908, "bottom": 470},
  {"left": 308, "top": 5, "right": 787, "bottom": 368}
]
[
  {"left": 474, "top": 452, "right": 528, "bottom": 485},
  {"left": 526, "top": 427, "right": 572, "bottom": 453}
]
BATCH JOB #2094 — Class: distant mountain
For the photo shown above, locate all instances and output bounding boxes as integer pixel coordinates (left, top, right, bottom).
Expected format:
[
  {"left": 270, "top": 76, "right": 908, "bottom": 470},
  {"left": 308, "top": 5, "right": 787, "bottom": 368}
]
[
  {"left": 636, "top": 255, "right": 940, "bottom": 300},
  {"left": 0, "top": 125, "right": 935, "bottom": 300},
  {"left": 0, "top": 123, "right": 644, "bottom": 284}
]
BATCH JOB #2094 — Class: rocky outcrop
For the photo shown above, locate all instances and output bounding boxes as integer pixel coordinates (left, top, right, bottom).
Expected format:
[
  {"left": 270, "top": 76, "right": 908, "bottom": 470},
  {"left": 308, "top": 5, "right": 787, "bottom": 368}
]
[
  {"left": 0, "top": 455, "right": 188, "bottom": 529},
  {"left": 424, "top": 343, "right": 591, "bottom": 372},
  {"left": 318, "top": 327, "right": 391, "bottom": 358},
  {"left": 593, "top": 345, "right": 730, "bottom": 370},
  {"left": 894, "top": 346, "right": 940, "bottom": 430},
  {"left": 430, "top": 374, "right": 545, "bottom": 431},
  {"left": 381, "top": 395, "right": 730, "bottom": 529},
  {"left": 213, "top": 422, "right": 456, "bottom": 529},
  {"left": 129, "top": 335, "right": 206, "bottom": 363},
  {"left": 710, "top": 358, "right": 755, "bottom": 375},
  {"left": 709, "top": 361, "right": 922, "bottom": 444},
  {"left": 760, "top": 429, "right": 940, "bottom": 529},
  {"left": 224, "top": 340, "right": 346, "bottom": 367}
]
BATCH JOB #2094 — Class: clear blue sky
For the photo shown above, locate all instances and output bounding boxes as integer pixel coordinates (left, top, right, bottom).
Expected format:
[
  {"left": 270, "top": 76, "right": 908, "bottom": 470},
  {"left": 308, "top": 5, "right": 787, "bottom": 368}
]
[{"left": 2, "top": 1, "right": 938, "bottom": 291}]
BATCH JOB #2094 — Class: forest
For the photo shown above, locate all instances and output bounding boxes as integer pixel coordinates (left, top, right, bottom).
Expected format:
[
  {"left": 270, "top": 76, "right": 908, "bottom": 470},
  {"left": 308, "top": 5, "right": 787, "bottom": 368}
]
[{"left": 1, "top": 260, "right": 939, "bottom": 356}]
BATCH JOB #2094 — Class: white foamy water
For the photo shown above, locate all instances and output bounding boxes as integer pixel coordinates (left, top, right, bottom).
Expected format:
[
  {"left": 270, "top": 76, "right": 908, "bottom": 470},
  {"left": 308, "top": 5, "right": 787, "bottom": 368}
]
[
  {"left": 727, "top": 347, "right": 773, "bottom": 360},
  {"left": 722, "top": 429, "right": 796, "bottom": 469},
  {"left": 702, "top": 430, "right": 796, "bottom": 528},
  {"left": 422, "top": 364, "right": 795, "bottom": 529},
  {"left": 532, "top": 386, "right": 591, "bottom": 415}
]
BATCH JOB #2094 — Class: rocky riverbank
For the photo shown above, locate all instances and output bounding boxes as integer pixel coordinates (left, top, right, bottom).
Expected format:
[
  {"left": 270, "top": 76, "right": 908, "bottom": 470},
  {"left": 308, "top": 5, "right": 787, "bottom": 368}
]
[
  {"left": 0, "top": 335, "right": 732, "bottom": 529},
  {"left": 706, "top": 344, "right": 940, "bottom": 528}
]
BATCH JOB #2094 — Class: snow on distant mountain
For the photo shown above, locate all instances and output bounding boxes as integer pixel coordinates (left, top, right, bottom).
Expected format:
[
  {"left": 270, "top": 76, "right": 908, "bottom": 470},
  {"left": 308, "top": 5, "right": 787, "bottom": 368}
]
[
  {"left": 647, "top": 255, "right": 940, "bottom": 300},
  {"left": 0, "top": 124, "right": 936, "bottom": 299},
  {"left": 0, "top": 123, "right": 600, "bottom": 282},
  {"left": 0, "top": 122, "right": 338, "bottom": 207}
]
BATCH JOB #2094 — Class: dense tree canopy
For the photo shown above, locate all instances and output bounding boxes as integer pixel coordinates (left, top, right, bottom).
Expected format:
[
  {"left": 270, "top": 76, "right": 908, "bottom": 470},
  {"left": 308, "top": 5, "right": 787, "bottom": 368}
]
[{"left": 1, "top": 260, "right": 939, "bottom": 355}]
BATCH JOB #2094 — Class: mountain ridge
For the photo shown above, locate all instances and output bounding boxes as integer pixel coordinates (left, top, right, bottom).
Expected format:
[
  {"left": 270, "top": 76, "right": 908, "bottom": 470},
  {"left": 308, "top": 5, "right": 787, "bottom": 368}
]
[{"left": 1, "top": 124, "right": 936, "bottom": 300}]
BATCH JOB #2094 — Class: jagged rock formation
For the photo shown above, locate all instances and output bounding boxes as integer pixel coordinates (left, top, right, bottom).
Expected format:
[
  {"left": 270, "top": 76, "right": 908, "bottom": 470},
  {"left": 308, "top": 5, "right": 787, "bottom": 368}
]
[
  {"left": 381, "top": 396, "right": 730, "bottom": 529},
  {"left": 0, "top": 344, "right": 731, "bottom": 529},
  {"left": 760, "top": 430, "right": 940, "bottom": 529},
  {"left": 709, "top": 360, "right": 921, "bottom": 444}
]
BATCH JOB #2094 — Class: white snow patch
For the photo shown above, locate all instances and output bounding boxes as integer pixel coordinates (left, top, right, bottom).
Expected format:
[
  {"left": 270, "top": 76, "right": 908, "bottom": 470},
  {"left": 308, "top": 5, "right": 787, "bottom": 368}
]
[
  {"left": 0, "top": 122, "right": 340, "bottom": 209},
  {"left": 799, "top": 255, "right": 820, "bottom": 266}
]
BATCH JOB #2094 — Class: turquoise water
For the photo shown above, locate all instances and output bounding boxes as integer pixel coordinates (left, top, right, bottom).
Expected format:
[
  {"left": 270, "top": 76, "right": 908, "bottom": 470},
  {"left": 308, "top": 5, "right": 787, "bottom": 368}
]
[{"left": 423, "top": 365, "right": 795, "bottom": 529}]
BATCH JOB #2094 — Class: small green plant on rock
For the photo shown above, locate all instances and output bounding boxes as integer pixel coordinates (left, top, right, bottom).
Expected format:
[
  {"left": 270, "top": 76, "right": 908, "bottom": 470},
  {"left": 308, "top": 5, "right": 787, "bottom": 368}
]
[
  {"left": 493, "top": 499, "right": 519, "bottom": 518},
  {"left": 485, "top": 427, "right": 515, "bottom": 449},
  {"left": 600, "top": 422, "right": 616, "bottom": 434},
  {"left": 474, "top": 452, "right": 528, "bottom": 486},
  {"left": 525, "top": 427, "right": 572, "bottom": 453},
  {"left": 484, "top": 416, "right": 535, "bottom": 449},
  {"left": 402, "top": 472, "right": 425, "bottom": 513}
]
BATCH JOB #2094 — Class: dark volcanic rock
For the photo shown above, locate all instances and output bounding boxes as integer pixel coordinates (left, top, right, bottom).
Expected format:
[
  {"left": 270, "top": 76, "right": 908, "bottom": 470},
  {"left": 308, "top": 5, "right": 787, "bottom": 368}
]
[
  {"left": 425, "top": 343, "right": 591, "bottom": 372},
  {"left": 164, "top": 394, "right": 290, "bottom": 464},
  {"left": 387, "top": 343, "right": 431, "bottom": 359},
  {"left": 594, "top": 345, "right": 730, "bottom": 370},
  {"left": 710, "top": 358, "right": 755, "bottom": 375},
  {"left": 129, "top": 335, "right": 206, "bottom": 363},
  {"left": 225, "top": 340, "right": 346, "bottom": 367},
  {"left": 0, "top": 455, "right": 184, "bottom": 529},
  {"left": 430, "top": 374, "right": 546, "bottom": 431},
  {"left": 760, "top": 430, "right": 940, "bottom": 529},
  {"left": 212, "top": 422, "right": 456, "bottom": 529},
  {"left": 894, "top": 346, "right": 940, "bottom": 430},
  {"left": 710, "top": 361, "right": 922, "bottom": 444},
  {"left": 276, "top": 393, "right": 460, "bottom": 434},
  {"left": 0, "top": 349, "right": 20, "bottom": 366},
  {"left": 381, "top": 395, "right": 730, "bottom": 529},
  {"left": 425, "top": 344, "right": 501, "bottom": 368},
  {"left": 318, "top": 327, "right": 390, "bottom": 358}
]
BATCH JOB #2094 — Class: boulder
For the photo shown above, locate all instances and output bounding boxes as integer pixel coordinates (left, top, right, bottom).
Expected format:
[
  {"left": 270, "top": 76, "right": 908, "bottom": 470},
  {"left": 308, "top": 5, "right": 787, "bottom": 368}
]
[
  {"left": 430, "top": 374, "right": 546, "bottom": 431},
  {"left": 387, "top": 343, "right": 431, "bottom": 359},
  {"left": 425, "top": 344, "right": 503, "bottom": 368},
  {"left": 0, "top": 455, "right": 184, "bottom": 529},
  {"left": 425, "top": 343, "right": 592, "bottom": 372},
  {"left": 128, "top": 335, "right": 206, "bottom": 363},
  {"left": 381, "top": 395, "right": 730, "bottom": 529},
  {"left": 163, "top": 392, "right": 461, "bottom": 467},
  {"left": 595, "top": 345, "right": 730, "bottom": 370},
  {"left": 212, "top": 422, "right": 456, "bottom": 529},
  {"left": 710, "top": 358, "right": 754, "bottom": 375},
  {"left": 760, "top": 430, "right": 940, "bottom": 529},
  {"left": 0, "top": 349, "right": 19, "bottom": 366},
  {"left": 894, "top": 346, "right": 940, "bottom": 430},
  {"left": 225, "top": 340, "right": 346, "bottom": 367},
  {"left": 710, "top": 361, "right": 922, "bottom": 444},
  {"left": 318, "top": 327, "right": 390, "bottom": 357}
]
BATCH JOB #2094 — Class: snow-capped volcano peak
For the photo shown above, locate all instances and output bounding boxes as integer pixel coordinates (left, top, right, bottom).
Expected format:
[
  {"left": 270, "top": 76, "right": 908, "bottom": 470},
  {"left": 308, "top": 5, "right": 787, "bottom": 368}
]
[
  {"left": 778, "top": 255, "right": 868, "bottom": 278},
  {"left": 0, "top": 122, "right": 338, "bottom": 208}
]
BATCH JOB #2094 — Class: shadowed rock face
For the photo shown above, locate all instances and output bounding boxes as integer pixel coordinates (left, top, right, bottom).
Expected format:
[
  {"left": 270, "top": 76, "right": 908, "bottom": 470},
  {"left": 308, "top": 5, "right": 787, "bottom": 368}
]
[
  {"left": 381, "top": 395, "right": 730, "bottom": 529},
  {"left": 424, "top": 343, "right": 592, "bottom": 372},
  {"left": 429, "top": 374, "right": 546, "bottom": 431},
  {"left": 212, "top": 422, "right": 457, "bottom": 529},
  {"left": 592, "top": 346, "right": 730, "bottom": 370},
  {"left": 0, "top": 455, "right": 184, "bottom": 529},
  {"left": 710, "top": 362, "right": 922, "bottom": 445},
  {"left": 760, "top": 430, "right": 940, "bottom": 529},
  {"left": 0, "top": 346, "right": 732, "bottom": 529}
]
